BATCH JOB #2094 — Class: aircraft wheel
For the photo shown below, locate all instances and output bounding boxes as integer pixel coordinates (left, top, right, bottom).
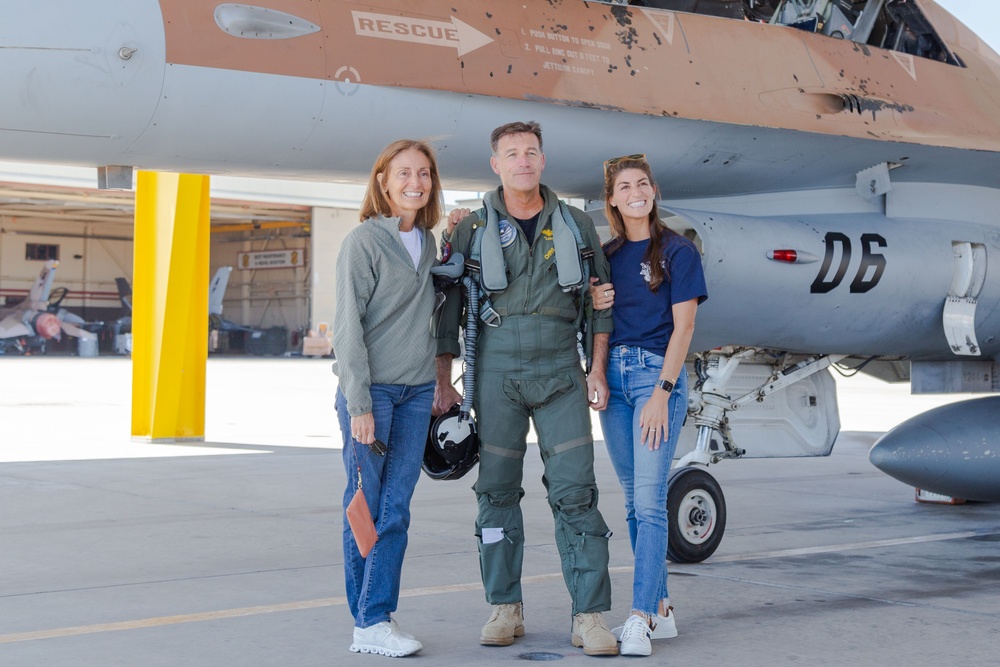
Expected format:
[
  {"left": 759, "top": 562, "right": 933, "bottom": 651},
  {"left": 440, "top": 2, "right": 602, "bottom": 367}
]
[{"left": 667, "top": 466, "right": 726, "bottom": 564}]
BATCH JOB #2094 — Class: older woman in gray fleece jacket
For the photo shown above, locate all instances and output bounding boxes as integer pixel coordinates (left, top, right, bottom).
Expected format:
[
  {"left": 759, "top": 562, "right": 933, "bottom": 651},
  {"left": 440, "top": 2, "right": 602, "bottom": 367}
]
[{"left": 333, "top": 139, "right": 443, "bottom": 658}]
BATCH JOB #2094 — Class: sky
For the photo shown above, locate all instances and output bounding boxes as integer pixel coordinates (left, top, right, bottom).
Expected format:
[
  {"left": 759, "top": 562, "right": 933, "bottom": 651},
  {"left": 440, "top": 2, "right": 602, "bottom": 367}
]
[{"left": 936, "top": 0, "right": 1000, "bottom": 53}]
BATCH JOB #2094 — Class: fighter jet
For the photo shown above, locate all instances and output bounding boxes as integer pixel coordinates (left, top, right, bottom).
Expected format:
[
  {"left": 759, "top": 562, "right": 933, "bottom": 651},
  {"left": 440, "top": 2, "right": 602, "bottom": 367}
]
[
  {"left": 207, "top": 266, "right": 272, "bottom": 354},
  {"left": 1, "top": 0, "right": 998, "bottom": 559},
  {"left": 0, "top": 261, "right": 98, "bottom": 355},
  {"left": 110, "top": 267, "right": 269, "bottom": 354}
]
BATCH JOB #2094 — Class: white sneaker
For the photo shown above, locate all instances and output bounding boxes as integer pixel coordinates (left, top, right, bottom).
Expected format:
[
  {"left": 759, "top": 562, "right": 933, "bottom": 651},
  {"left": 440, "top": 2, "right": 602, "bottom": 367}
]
[
  {"left": 619, "top": 614, "right": 652, "bottom": 657},
  {"left": 612, "top": 607, "right": 677, "bottom": 641},
  {"left": 651, "top": 606, "right": 677, "bottom": 639},
  {"left": 350, "top": 621, "right": 423, "bottom": 657},
  {"left": 388, "top": 616, "right": 415, "bottom": 640}
]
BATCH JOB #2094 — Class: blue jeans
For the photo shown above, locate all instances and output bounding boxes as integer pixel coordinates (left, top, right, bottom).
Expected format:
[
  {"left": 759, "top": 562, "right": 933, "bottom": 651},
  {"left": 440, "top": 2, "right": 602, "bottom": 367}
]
[
  {"left": 336, "top": 381, "right": 434, "bottom": 629},
  {"left": 599, "top": 346, "right": 688, "bottom": 614}
]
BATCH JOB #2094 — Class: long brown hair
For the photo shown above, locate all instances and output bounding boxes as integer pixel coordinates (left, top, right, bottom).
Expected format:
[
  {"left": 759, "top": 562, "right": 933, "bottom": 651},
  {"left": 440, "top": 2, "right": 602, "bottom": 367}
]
[
  {"left": 602, "top": 155, "right": 676, "bottom": 292},
  {"left": 359, "top": 139, "right": 443, "bottom": 230}
]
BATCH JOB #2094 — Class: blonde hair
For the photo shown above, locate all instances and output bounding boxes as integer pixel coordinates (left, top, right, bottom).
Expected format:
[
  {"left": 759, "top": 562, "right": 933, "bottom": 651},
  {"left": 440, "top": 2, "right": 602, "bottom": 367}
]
[{"left": 359, "top": 140, "right": 443, "bottom": 230}]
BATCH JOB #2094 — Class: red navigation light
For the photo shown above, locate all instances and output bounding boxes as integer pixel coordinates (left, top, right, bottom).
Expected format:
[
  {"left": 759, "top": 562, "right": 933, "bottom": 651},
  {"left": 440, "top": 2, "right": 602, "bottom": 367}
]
[{"left": 769, "top": 249, "right": 798, "bottom": 263}]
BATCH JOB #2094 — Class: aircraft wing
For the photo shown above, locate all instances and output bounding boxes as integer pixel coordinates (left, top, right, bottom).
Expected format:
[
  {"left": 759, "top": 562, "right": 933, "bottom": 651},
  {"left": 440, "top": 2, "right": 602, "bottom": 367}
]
[
  {"left": 1, "top": 1, "right": 998, "bottom": 198},
  {"left": 0, "top": 314, "right": 32, "bottom": 340}
]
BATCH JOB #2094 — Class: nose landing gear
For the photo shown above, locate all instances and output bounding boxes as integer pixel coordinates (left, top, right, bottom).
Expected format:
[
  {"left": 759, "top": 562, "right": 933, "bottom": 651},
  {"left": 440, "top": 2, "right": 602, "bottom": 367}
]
[
  {"left": 666, "top": 349, "right": 844, "bottom": 563},
  {"left": 667, "top": 466, "right": 726, "bottom": 563}
]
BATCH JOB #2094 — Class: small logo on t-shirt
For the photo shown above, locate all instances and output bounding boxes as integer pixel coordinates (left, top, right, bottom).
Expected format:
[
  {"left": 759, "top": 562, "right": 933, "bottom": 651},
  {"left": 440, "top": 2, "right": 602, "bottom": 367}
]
[{"left": 639, "top": 260, "right": 666, "bottom": 284}]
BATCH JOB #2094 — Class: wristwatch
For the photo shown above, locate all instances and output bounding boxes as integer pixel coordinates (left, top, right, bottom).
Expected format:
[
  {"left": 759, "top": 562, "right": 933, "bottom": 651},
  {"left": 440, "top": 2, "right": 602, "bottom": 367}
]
[{"left": 657, "top": 378, "right": 675, "bottom": 394}]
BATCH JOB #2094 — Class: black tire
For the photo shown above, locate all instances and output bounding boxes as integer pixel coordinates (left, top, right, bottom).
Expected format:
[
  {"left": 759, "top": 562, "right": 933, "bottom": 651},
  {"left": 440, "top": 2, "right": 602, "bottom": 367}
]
[{"left": 667, "top": 466, "right": 726, "bottom": 563}]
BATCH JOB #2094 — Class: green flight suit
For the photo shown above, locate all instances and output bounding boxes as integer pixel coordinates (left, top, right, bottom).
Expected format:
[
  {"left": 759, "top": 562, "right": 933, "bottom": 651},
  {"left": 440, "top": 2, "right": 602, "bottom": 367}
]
[{"left": 435, "top": 184, "right": 614, "bottom": 614}]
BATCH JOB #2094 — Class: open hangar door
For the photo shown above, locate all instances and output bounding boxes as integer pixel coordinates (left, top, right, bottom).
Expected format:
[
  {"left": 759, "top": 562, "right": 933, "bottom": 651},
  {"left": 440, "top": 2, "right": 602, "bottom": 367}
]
[{"left": 0, "top": 174, "right": 318, "bottom": 356}]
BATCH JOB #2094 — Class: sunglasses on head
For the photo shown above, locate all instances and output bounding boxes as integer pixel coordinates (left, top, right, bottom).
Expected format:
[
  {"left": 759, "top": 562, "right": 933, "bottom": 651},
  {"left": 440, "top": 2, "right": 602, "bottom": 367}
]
[{"left": 603, "top": 153, "right": 647, "bottom": 177}]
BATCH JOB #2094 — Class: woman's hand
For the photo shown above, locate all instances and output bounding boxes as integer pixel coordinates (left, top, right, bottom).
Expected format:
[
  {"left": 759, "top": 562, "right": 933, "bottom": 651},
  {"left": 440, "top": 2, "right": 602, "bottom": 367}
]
[
  {"left": 446, "top": 207, "right": 471, "bottom": 234},
  {"left": 351, "top": 412, "right": 375, "bottom": 445},
  {"left": 639, "top": 391, "right": 670, "bottom": 451},
  {"left": 589, "top": 276, "right": 615, "bottom": 311}
]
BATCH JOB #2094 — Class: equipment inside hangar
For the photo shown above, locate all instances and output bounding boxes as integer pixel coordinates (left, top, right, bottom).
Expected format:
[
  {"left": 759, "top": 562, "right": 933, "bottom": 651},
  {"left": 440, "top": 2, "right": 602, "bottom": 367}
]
[{"left": 0, "top": 164, "right": 359, "bottom": 357}]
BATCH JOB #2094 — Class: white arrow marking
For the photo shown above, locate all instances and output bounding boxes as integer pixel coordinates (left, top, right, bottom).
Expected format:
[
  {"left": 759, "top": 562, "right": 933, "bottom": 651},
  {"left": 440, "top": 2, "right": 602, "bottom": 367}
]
[
  {"left": 641, "top": 8, "right": 675, "bottom": 46},
  {"left": 891, "top": 51, "right": 917, "bottom": 80},
  {"left": 352, "top": 11, "right": 493, "bottom": 57}
]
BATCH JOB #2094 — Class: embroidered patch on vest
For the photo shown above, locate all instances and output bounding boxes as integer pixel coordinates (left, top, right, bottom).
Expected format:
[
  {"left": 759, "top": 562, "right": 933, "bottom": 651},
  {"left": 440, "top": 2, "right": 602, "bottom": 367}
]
[{"left": 498, "top": 218, "right": 517, "bottom": 248}]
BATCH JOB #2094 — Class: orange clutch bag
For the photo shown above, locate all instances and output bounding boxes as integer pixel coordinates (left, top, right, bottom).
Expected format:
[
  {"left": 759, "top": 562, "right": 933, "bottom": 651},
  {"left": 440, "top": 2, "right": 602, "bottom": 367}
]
[{"left": 346, "top": 487, "right": 378, "bottom": 557}]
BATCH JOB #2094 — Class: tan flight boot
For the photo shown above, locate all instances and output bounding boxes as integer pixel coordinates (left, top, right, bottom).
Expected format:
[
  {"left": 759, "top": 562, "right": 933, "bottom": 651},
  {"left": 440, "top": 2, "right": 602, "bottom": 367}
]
[
  {"left": 571, "top": 611, "right": 619, "bottom": 656},
  {"left": 480, "top": 602, "right": 525, "bottom": 646}
]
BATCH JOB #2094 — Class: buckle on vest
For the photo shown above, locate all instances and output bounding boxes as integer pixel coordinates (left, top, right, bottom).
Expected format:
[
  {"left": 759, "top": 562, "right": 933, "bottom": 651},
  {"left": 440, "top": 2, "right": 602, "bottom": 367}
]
[{"left": 479, "top": 298, "right": 502, "bottom": 327}]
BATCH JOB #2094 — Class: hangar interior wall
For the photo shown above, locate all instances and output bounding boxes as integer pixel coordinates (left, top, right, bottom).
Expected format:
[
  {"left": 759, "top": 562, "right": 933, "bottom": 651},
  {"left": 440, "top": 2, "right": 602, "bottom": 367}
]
[
  {"left": 210, "top": 230, "right": 309, "bottom": 335},
  {"left": 310, "top": 207, "right": 356, "bottom": 345}
]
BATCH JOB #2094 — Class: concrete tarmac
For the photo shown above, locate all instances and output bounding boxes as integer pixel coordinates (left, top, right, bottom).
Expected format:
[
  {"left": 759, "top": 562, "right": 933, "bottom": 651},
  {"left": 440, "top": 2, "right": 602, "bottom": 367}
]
[{"left": 1, "top": 357, "right": 998, "bottom": 666}]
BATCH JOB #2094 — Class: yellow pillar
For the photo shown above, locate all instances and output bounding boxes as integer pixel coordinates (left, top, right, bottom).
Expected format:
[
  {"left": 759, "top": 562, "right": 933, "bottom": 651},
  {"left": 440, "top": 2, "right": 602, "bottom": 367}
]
[{"left": 131, "top": 172, "right": 211, "bottom": 442}]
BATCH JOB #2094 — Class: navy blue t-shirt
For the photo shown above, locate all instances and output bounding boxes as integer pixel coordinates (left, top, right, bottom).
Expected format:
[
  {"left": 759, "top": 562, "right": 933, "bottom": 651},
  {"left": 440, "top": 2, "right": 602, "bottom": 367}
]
[{"left": 607, "top": 233, "right": 708, "bottom": 353}]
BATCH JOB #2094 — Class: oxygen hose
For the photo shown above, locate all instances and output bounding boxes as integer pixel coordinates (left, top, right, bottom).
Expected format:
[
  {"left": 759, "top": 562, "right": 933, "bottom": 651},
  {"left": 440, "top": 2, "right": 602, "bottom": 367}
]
[{"left": 460, "top": 275, "right": 479, "bottom": 424}]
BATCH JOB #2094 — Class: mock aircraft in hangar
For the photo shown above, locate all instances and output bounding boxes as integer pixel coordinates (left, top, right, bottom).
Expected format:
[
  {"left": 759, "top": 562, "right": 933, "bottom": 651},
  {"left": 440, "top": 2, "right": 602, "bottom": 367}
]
[
  {"left": 0, "top": 260, "right": 98, "bottom": 355},
  {"left": 1, "top": 0, "right": 998, "bottom": 560}
]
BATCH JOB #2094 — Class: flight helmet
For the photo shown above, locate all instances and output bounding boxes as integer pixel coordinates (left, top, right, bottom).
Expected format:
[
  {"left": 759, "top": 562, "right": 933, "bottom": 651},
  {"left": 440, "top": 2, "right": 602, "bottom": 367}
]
[{"left": 423, "top": 406, "right": 479, "bottom": 480}]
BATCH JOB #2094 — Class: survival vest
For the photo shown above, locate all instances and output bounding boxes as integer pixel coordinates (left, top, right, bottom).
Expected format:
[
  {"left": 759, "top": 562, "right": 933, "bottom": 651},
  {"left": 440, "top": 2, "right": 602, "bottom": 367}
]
[
  {"left": 472, "top": 190, "right": 587, "bottom": 294},
  {"left": 467, "top": 191, "right": 594, "bottom": 344}
]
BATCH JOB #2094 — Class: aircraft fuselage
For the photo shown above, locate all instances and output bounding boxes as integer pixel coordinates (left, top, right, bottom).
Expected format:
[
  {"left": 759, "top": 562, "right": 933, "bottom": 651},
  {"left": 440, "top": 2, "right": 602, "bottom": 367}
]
[
  {"left": 1, "top": 0, "right": 999, "bottom": 362},
  {"left": 1, "top": 1, "right": 999, "bottom": 194}
]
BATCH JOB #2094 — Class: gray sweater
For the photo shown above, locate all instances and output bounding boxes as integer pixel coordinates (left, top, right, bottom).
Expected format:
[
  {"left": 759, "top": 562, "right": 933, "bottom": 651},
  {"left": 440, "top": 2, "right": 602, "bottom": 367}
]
[{"left": 333, "top": 215, "right": 437, "bottom": 416}]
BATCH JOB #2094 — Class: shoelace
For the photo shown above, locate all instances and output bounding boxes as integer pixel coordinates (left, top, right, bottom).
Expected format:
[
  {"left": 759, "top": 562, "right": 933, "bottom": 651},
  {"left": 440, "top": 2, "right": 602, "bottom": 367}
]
[{"left": 621, "top": 616, "right": 650, "bottom": 641}]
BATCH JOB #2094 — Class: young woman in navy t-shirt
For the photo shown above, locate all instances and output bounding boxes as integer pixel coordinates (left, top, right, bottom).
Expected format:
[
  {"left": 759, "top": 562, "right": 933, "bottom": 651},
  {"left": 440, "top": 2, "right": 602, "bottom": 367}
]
[{"left": 589, "top": 155, "right": 707, "bottom": 657}]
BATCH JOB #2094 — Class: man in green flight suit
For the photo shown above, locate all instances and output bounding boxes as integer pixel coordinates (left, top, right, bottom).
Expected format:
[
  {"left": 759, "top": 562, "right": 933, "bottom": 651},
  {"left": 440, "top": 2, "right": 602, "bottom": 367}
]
[{"left": 433, "top": 121, "right": 618, "bottom": 656}]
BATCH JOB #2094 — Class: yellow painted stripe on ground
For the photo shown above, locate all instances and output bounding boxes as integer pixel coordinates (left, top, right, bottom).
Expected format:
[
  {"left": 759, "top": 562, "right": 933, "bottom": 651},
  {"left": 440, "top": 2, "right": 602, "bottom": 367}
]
[
  {"left": 0, "top": 597, "right": 346, "bottom": 644},
  {"left": 0, "top": 531, "right": 979, "bottom": 644}
]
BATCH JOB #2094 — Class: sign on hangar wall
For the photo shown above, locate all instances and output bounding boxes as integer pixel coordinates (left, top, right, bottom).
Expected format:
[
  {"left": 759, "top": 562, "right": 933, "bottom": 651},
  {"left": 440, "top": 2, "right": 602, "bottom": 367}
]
[{"left": 237, "top": 249, "right": 305, "bottom": 270}]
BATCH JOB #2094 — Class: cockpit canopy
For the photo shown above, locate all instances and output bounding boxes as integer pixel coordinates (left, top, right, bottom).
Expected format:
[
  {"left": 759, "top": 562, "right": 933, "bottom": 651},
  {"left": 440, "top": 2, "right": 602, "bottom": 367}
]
[{"left": 613, "top": 0, "right": 961, "bottom": 66}]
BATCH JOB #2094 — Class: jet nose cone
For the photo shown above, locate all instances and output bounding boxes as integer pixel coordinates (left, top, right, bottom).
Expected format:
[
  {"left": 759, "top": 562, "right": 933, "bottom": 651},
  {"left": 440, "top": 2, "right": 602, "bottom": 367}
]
[
  {"left": 869, "top": 397, "right": 1000, "bottom": 502},
  {"left": 869, "top": 422, "right": 949, "bottom": 486}
]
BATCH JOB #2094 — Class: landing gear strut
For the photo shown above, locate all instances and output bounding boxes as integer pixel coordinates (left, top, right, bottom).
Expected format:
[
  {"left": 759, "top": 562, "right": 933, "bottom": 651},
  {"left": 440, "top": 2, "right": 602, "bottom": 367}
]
[{"left": 666, "top": 348, "right": 845, "bottom": 563}]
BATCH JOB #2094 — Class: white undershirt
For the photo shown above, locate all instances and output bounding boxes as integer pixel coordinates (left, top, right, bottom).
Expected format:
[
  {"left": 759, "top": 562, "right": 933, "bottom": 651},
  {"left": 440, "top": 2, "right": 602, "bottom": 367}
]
[{"left": 398, "top": 227, "right": 422, "bottom": 270}]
